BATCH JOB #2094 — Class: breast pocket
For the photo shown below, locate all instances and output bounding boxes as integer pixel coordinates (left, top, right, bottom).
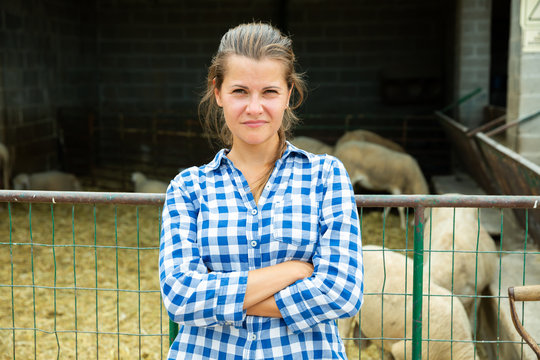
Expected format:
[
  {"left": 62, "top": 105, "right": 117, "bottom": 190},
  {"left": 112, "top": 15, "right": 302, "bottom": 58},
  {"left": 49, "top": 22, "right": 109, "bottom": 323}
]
[{"left": 271, "top": 197, "right": 319, "bottom": 247}]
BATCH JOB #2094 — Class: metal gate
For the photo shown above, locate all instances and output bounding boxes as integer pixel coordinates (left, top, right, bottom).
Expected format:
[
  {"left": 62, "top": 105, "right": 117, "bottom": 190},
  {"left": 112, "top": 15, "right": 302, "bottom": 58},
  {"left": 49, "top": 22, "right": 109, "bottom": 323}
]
[{"left": 1, "top": 191, "right": 539, "bottom": 359}]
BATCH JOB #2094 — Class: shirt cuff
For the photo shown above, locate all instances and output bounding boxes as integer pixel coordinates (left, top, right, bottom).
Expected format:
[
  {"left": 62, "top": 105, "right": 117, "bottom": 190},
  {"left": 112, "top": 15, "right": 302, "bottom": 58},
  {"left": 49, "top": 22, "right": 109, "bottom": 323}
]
[
  {"left": 274, "top": 280, "right": 316, "bottom": 333},
  {"left": 216, "top": 271, "right": 248, "bottom": 328}
]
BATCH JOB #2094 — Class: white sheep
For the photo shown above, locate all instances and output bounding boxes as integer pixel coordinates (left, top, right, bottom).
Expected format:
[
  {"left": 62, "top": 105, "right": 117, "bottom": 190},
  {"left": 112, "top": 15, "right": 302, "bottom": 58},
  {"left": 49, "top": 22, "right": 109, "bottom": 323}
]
[
  {"left": 0, "top": 142, "right": 10, "bottom": 189},
  {"left": 359, "top": 245, "right": 474, "bottom": 360},
  {"left": 131, "top": 172, "right": 168, "bottom": 193},
  {"left": 335, "top": 129, "right": 405, "bottom": 153},
  {"left": 13, "top": 171, "right": 82, "bottom": 191},
  {"left": 423, "top": 206, "right": 497, "bottom": 319},
  {"left": 333, "top": 140, "right": 429, "bottom": 228},
  {"left": 290, "top": 136, "right": 334, "bottom": 155}
]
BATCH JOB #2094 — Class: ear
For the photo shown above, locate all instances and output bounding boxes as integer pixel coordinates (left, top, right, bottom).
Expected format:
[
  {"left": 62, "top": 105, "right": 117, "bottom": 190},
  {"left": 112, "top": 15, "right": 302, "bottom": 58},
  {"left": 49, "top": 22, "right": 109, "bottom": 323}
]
[
  {"left": 286, "top": 84, "right": 294, "bottom": 108},
  {"left": 213, "top": 78, "right": 223, "bottom": 107}
]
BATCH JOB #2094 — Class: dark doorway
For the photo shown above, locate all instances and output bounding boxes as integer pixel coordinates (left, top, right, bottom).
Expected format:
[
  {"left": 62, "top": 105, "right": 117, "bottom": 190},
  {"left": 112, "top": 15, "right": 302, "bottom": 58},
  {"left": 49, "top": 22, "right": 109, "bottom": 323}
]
[{"left": 489, "top": 0, "right": 511, "bottom": 107}]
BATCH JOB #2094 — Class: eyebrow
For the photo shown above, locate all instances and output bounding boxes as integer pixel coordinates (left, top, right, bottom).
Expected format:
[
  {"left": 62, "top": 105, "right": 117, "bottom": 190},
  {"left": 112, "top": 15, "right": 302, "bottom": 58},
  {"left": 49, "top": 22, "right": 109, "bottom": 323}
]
[{"left": 228, "top": 84, "right": 283, "bottom": 90}]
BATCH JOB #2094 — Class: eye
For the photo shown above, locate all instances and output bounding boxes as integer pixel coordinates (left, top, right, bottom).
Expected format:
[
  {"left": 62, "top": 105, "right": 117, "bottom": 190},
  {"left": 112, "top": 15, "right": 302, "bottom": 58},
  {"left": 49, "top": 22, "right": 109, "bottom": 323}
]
[
  {"left": 264, "top": 89, "right": 279, "bottom": 95},
  {"left": 232, "top": 88, "right": 246, "bottom": 94}
]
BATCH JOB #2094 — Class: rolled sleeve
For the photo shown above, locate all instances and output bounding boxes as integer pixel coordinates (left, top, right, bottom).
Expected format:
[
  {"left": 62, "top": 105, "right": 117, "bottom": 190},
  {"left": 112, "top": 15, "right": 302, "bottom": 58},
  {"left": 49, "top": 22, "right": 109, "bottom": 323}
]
[
  {"left": 216, "top": 273, "right": 248, "bottom": 326},
  {"left": 274, "top": 158, "right": 364, "bottom": 333},
  {"left": 159, "top": 174, "right": 249, "bottom": 328}
]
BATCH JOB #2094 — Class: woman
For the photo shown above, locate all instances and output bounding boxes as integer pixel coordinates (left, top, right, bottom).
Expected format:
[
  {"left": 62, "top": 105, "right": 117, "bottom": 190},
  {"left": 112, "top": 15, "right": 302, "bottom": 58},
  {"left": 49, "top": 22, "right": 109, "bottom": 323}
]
[{"left": 159, "top": 22, "right": 363, "bottom": 359}]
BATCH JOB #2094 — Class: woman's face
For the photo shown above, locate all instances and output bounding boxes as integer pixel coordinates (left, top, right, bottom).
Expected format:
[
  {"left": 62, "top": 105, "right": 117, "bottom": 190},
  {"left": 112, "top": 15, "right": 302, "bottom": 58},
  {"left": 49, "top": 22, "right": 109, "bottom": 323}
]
[{"left": 214, "top": 55, "right": 291, "bottom": 150}]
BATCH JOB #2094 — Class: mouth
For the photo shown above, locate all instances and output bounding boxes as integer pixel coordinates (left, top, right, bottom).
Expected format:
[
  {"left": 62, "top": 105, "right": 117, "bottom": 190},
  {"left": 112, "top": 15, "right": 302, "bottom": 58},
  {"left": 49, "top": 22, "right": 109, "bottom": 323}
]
[{"left": 243, "top": 120, "right": 267, "bottom": 128}]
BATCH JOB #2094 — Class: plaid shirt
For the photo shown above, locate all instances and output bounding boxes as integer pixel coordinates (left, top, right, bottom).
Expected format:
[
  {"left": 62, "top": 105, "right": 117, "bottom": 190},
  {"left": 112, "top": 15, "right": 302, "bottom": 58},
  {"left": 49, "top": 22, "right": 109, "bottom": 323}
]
[{"left": 159, "top": 142, "right": 363, "bottom": 359}]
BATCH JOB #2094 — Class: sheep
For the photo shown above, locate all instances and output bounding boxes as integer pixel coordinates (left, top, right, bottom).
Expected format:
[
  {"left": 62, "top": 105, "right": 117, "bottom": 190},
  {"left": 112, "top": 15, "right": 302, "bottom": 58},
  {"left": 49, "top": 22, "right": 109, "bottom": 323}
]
[
  {"left": 290, "top": 136, "right": 334, "bottom": 155},
  {"left": 13, "top": 171, "right": 82, "bottom": 191},
  {"left": 335, "top": 129, "right": 405, "bottom": 153},
  {"left": 0, "top": 142, "right": 9, "bottom": 189},
  {"left": 423, "top": 206, "right": 497, "bottom": 319},
  {"left": 333, "top": 140, "right": 429, "bottom": 228},
  {"left": 131, "top": 171, "right": 168, "bottom": 193},
  {"left": 358, "top": 245, "right": 474, "bottom": 360}
]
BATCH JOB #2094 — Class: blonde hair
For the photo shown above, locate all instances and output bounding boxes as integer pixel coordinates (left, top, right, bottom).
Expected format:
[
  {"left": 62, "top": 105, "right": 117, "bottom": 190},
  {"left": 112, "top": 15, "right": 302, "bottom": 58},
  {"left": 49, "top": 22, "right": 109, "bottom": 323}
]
[{"left": 198, "top": 22, "right": 307, "bottom": 202}]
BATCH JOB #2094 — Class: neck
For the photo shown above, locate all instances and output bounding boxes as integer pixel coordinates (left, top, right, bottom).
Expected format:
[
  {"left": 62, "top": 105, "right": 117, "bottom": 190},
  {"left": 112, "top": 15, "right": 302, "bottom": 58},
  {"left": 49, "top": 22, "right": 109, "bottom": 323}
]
[{"left": 227, "top": 135, "right": 281, "bottom": 169}]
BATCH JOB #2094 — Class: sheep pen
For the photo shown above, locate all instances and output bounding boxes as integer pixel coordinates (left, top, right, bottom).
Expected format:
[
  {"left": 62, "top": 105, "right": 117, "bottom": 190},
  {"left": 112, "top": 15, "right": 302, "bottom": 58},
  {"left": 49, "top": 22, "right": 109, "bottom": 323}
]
[
  {"left": 0, "top": 200, "right": 413, "bottom": 359},
  {"left": 0, "top": 201, "right": 414, "bottom": 359},
  {"left": 3, "top": 199, "right": 534, "bottom": 360},
  {"left": 0, "top": 202, "right": 167, "bottom": 360}
]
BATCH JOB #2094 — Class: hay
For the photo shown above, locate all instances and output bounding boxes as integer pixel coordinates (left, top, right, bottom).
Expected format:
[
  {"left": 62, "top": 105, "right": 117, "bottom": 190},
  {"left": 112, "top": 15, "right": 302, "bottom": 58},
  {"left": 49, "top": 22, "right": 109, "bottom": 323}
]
[
  {"left": 359, "top": 208, "right": 415, "bottom": 253},
  {"left": 0, "top": 203, "right": 410, "bottom": 359},
  {"left": 0, "top": 202, "right": 167, "bottom": 359}
]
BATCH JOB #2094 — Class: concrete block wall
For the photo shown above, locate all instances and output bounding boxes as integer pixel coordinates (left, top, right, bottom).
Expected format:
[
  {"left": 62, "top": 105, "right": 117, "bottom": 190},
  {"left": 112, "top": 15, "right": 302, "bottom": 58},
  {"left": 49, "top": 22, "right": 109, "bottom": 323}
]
[
  {"left": 1, "top": 0, "right": 453, "bottom": 178},
  {"left": 97, "top": 0, "right": 278, "bottom": 119},
  {"left": 289, "top": 0, "right": 451, "bottom": 114},
  {"left": 507, "top": 0, "right": 540, "bottom": 165},
  {"left": 0, "top": 0, "right": 97, "bottom": 174},
  {"left": 97, "top": 0, "right": 450, "bottom": 117},
  {"left": 96, "top": 0, "right": 452, "bottom": 172},
  {"left": 455, "top": 0, "right": 491, "bottom": 129}
]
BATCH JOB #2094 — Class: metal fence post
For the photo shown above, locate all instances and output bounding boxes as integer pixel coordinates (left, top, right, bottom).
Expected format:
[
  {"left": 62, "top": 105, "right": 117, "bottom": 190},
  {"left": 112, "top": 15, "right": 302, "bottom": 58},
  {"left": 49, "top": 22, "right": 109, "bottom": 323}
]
[
  {"left": 412, "top": 205, "right": 425, "bottom": 359},
  {"left": 169, "top": 319, "right": 178, "bottom": 345}
]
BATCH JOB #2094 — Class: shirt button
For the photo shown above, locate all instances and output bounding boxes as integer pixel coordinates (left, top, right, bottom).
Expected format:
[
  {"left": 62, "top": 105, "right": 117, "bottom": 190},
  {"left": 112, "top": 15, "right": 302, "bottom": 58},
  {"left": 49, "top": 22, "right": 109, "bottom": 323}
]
[
  {"left": 251, "top": 209, "right": 258, "bottom": 215},
  {"left": 250, "top": 240, "right": 257, "bottom": 247},
  {"left": 250, "top": 333, "right": 257, "bottom": 341}
]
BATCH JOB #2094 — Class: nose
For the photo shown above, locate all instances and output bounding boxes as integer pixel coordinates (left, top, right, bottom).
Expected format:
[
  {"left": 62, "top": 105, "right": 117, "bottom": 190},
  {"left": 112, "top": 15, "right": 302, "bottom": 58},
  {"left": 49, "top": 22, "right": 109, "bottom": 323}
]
[{"left": 246, "top": 95, "right": 263, "bottom": 115}]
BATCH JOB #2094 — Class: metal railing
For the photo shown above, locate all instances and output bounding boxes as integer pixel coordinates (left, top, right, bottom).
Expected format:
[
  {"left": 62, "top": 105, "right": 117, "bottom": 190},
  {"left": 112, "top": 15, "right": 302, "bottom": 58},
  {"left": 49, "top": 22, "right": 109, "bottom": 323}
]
[{"left": 1, "top": 190, "right": 539, "bottom": 359}]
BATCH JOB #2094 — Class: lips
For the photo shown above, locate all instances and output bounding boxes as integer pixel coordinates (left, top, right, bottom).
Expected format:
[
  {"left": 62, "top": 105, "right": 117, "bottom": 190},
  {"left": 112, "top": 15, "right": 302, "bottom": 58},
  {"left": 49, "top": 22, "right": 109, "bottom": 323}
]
[{"left": 243, "top": 120, "right": 267, "bottom": 128}]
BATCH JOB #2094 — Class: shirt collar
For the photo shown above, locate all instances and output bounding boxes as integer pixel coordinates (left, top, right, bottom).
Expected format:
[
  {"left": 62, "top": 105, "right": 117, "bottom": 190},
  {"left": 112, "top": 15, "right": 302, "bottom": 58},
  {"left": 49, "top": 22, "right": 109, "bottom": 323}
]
[{"left": 202, "top": 141, "right": 309, "bottom": 174}]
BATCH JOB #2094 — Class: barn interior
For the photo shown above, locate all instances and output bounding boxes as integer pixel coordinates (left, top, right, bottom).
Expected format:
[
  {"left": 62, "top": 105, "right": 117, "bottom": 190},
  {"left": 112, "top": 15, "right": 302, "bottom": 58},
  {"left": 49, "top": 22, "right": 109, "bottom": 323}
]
[
  {"left": 2, "top": 0, "right": 539, "bottom": 237},
  {"left": 0, "top": 0, "right": 502, "bottom": 188},
  {"left": 1, "top": 1, "right": 540, "bottom": 359}
]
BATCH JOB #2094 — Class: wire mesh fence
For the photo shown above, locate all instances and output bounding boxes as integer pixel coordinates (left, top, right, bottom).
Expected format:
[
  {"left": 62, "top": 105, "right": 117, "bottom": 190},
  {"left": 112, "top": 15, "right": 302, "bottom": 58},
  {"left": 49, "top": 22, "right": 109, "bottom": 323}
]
[
  {"left": 0, "top": 191, "right": 166, "bottom": 360},
  {"left": 1, "top": 191, "right": 539, "bottom": 359}
]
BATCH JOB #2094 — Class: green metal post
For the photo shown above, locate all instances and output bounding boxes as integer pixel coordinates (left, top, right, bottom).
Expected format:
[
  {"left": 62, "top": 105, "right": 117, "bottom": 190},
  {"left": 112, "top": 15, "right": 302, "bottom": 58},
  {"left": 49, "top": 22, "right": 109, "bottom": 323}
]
[
  {"left": 412, "top": 205, "right": 425, "bottom": 359},
  {"left": 169, "top": 319, "right": 178, "bottom": 346},
  {"left": 439, "top": 87, "right": 482, "bottom": 113}
]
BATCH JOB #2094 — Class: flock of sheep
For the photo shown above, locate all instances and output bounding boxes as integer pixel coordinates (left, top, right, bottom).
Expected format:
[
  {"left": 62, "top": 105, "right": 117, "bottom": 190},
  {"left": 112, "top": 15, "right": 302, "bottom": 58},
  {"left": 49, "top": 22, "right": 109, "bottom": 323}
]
[
  {"left": 1, "top": 131, "right": 499, "bottom": 359},
  {"left": 338, "top": 207, "right": 497, "bottom": 360},
  {"left": 290, "top": 132, "right": 497, "bottom": 359},
  {"left": 291, "top": 130, "right": 428, "bottom": 229}
]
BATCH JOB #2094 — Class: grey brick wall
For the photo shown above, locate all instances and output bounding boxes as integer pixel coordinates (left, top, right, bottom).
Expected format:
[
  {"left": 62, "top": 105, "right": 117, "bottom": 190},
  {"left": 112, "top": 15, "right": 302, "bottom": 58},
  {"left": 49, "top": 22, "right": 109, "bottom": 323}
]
[
  {"left": 1, "top": 0, "right": 454, "bottom": 183},
  {"left": 455, "top": 0, "right": 492, "bottom": 129},
  {"left": 508, "top": 0, "right": 540, "bottom": 165},
  {"left": 0, "top": 0, "right": 97, "bottom": 174},
  {"left": 94, "top": 0, "right": 452, "bottom": 177}
]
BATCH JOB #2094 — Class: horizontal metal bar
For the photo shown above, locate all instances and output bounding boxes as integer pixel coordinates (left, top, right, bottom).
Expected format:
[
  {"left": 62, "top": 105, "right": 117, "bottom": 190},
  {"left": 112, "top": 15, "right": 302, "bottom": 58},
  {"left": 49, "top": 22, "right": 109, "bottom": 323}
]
[
  {"left": 0, "top": 284, "right": 161, "bottom": 293},
  {"left": 0, "top": 190, "right": 164, "bottom": 205},
  {"left": 354, "top": 194, "right": 540, "bottom": 208},
  {"left": 466, "top": 113, "right": 506, "bottom": 136},
  {"left": 485, "top": 109, "right": 540, "bottom": 137},
  {"left": 0, "top": 327, "right": 165, "bottom": 337},
  {"left": 1, "top": 191, "right": 540, "bottom": 208}
]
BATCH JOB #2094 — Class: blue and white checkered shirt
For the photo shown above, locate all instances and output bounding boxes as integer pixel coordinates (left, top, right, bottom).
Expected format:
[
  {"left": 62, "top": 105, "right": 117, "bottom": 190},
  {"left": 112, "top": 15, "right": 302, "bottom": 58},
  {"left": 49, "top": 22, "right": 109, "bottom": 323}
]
[{"left": 159, "top": 142, "right": 363, "bottom": 359}]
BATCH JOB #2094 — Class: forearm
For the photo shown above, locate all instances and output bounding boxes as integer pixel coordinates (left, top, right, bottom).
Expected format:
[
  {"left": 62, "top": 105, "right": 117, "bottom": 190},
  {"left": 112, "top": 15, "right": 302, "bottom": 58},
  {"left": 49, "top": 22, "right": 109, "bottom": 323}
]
[
  {"left": 246, "top": 296, "right": 282, "bottom": 318},
  {"left": 243, "top": 260, "right": 313, "bottom": 310}
]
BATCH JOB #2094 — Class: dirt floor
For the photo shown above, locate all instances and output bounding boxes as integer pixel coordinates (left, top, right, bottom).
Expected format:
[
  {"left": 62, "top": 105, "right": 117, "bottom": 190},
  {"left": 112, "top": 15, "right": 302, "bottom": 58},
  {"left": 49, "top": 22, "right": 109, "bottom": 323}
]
[
  {"left": 0, "top": 201, "right": 414, "bottom": 360},
  {"left": 0, "top": 202, "right": 167, "bottom": 359}
]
